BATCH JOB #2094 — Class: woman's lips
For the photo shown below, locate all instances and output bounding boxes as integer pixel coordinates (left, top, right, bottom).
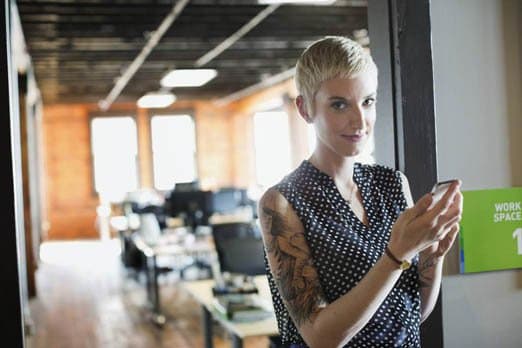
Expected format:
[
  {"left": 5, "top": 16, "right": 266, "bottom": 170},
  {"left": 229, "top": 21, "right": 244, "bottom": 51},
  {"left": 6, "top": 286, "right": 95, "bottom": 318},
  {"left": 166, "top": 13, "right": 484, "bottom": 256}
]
[{"left": 341, "top": 134, "right": 364, "bottom": 143}]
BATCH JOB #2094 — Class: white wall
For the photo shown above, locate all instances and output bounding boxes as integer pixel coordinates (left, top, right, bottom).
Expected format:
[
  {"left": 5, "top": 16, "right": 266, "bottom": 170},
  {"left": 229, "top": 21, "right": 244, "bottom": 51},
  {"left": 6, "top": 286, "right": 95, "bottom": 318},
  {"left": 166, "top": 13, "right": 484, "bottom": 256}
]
[{"left": 431, "top": 0, "right": 522, "bottom": 347}]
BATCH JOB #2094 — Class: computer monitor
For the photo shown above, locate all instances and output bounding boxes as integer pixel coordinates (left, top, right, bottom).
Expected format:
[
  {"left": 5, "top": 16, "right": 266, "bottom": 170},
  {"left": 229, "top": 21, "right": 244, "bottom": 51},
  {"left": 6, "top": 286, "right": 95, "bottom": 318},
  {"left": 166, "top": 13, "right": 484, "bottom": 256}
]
[
  {"left": 212, "top": 187, "right": 248, "bottom": 214},
  {"left": 211, "top": 222, "right": 266, "bottom": 276},
  {"left": 165, "top": 190, "right": 214, "bottom": 230},
  {"left": 173, "top": 180, "right": 200, "bottom": 192}
]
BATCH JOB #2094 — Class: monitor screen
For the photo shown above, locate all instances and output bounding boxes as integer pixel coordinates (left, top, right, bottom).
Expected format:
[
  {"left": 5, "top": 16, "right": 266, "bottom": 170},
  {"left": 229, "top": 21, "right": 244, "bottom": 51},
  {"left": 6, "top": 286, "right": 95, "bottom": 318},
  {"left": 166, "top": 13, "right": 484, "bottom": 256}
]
[
  {"left": 212, "top": 188, "right": 247, "bottom": 214},
  {"left": 211, "top": 222, "right": 265, "bottom": 276},
  {"left": 165, "top": 190, "right": 214, "bottom": 217}
]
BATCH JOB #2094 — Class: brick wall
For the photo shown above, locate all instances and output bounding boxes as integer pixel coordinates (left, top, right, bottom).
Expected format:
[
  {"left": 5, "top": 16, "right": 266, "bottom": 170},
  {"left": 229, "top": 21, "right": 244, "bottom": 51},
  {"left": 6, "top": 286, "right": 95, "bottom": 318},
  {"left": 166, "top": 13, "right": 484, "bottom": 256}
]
[
  {"left": 41, "top": 81, "right": 304, "bottom": 240},
  {"left": 43, "top": 104, "right": 99, "bottom": 240}
]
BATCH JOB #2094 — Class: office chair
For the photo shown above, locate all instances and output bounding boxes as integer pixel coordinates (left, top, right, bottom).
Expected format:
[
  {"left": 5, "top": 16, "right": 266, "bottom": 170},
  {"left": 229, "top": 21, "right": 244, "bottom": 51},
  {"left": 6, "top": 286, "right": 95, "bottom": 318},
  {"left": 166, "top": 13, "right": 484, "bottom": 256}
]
[
  {"left": 211, "top": 222, "right": 266, "bottom": 276},
  {"left": 134, "top": 213, "right": 175, "bottom": 279},
  {"left": 138, "top": 213, "right": 162, "bottom": 245}
]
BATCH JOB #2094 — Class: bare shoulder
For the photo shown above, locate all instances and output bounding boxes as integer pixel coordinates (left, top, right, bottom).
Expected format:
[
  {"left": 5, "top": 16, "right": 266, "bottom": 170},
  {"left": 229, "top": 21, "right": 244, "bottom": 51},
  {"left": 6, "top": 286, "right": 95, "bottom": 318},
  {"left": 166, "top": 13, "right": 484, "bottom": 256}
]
[
  {"left": 257, "top": 187, "right": 326, "bottom": 329},
  {"left": 257, "top": 187, "right": 304, "bottom": 238}
]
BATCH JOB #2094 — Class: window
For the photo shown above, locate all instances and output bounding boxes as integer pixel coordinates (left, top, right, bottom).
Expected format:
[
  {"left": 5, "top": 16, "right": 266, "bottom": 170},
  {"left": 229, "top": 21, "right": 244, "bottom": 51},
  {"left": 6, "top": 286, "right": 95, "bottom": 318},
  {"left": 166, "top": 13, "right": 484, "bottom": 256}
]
[
  {"left": 91, "top": 117, "right": 138, "bottom": 202},
  {"left": 150, "top": 114, "right": 197, "bottom": 190},
  {"left": 253, "top": 111, "right": 292, "bottom": 188}
]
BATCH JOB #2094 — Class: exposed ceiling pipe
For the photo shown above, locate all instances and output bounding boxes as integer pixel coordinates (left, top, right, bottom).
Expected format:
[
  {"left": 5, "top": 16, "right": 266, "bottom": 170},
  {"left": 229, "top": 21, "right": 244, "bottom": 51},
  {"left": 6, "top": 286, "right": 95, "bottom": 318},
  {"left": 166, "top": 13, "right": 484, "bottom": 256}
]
[
  {"left": 214, "top": 67, "right": 295, "bottom": 106},
  {"left": 194, "top": 4, "right": 280, "bottom": 67},
  {"left": 98, "top": 0, "right": 191, "bottom": 111}
]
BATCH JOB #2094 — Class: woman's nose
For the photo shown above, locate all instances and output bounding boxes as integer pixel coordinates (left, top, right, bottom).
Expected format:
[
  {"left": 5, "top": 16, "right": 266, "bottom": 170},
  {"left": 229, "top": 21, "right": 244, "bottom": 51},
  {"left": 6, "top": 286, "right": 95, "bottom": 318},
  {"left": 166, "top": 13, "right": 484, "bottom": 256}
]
[{"left": 350, "top": 106, "right": 365, "bottom": 129}]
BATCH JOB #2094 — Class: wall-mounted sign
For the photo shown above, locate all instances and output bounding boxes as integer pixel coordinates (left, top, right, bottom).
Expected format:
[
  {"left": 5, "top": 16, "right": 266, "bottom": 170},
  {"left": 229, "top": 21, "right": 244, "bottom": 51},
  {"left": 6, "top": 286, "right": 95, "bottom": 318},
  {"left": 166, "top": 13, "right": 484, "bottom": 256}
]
[{"left": 459, "top": 188, "right": 522, "bottom": 273}]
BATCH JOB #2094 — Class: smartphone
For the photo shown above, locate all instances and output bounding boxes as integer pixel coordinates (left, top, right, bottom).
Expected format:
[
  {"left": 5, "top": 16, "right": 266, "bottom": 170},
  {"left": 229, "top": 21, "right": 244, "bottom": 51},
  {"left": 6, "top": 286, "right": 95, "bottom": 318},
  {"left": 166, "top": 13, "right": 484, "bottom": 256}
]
[{"left": 430, "top": 179, "right": 459, "bottom": 206}]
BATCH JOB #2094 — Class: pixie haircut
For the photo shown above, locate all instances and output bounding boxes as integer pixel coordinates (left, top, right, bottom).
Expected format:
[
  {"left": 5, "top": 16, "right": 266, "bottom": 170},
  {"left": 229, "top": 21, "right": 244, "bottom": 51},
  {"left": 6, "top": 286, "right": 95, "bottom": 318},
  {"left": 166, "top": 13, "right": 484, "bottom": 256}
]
[{"left": 295, "top": 36, "right": 376, "bottom": 112}]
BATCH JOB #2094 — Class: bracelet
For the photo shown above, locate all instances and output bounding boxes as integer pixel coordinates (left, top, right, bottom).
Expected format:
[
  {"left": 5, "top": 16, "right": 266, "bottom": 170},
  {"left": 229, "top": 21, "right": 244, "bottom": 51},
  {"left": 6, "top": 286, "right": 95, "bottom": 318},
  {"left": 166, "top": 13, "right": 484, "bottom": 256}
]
[{"left": 385, "top": 246, "right": 411, "bottom": 270}]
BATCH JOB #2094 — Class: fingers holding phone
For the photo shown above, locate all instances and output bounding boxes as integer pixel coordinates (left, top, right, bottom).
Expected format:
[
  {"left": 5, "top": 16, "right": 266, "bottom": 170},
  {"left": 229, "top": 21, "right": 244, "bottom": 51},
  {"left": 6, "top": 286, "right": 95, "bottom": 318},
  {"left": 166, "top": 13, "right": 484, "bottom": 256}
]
[
  {"left": 417, "top": 179, "right": 460, "bottom": 239},
  {"left": 388, "top": 179, "right": 463, "bottom": 261},
  {"left": 428, "top": 179, "right": 463, "bottom": 239},
  {"left": 429, "top": 179, "right": 460, "bottom": 211}
]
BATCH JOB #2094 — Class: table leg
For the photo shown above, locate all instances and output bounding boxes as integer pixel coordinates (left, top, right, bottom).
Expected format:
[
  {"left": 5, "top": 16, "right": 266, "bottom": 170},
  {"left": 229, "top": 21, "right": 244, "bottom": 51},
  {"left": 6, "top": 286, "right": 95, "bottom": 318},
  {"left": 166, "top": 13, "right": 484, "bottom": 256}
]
[
  {"left": 147, "top": 254, "right": 166, "bottom": 326},
  {"left": 231, "top": 334, "right": 243, "bottom": 348},
  {"left": 202, "top": 306, "right": 213, "bottom": 348},
  {"left": 151, "top": 255, "right": 160, "bottom": 314}
]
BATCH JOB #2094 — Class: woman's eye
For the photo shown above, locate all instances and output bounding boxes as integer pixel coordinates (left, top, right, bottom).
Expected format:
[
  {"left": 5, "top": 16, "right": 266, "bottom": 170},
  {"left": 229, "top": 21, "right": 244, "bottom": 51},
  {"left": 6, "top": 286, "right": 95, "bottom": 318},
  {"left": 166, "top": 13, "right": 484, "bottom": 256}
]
[
  {"left": 363, "top": 98, "right": 376, "bottom": 107},
  {"left": 331, "top": 101, "right": 347, "bottom": 110}
]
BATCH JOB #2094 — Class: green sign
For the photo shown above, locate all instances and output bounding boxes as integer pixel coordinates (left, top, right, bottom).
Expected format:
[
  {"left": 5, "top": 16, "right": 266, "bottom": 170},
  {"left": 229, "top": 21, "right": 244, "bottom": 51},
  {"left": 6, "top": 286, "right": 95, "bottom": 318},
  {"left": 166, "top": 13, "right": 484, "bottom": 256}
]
[{"left": 459, "top": 188, "right": 522, "bottom": 273}]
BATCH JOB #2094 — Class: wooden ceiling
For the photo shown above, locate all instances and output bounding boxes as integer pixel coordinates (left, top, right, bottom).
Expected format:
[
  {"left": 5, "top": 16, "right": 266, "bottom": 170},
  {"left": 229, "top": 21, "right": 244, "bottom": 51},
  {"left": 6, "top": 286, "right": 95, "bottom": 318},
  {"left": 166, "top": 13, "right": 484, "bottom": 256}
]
[{"left": 17, "top": 0, "right": 368, "bottom": 106}]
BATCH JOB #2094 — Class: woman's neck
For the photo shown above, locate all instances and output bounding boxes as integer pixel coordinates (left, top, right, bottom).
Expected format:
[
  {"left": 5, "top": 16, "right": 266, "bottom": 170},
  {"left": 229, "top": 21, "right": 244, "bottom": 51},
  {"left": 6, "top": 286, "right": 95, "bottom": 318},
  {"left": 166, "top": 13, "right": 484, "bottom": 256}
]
[{"left": 308, "top": 145, "right": 357, "bottom": 187}]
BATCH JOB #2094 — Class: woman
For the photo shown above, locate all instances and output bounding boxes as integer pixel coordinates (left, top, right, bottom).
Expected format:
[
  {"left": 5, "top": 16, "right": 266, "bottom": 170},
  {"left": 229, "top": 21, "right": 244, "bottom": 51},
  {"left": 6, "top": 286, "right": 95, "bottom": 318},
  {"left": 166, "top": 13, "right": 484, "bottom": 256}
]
[{"left": 258, "top": 36, "right": 462, "bottom": 347}]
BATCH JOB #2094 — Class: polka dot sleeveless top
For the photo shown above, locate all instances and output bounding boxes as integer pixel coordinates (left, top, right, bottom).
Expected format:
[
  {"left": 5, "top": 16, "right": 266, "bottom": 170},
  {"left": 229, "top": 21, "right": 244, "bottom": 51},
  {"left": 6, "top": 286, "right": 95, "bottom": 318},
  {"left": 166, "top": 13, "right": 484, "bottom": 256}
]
[{"left": 265, "top": 160, "right": 421, "bottom": 347}]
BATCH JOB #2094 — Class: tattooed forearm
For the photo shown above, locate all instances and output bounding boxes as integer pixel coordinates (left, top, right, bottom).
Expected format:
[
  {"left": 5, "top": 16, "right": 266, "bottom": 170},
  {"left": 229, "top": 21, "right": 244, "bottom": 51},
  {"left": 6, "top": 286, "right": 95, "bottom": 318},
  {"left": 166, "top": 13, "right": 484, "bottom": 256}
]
[
  {"left": 261, "top": 205, "right": 326, "bottom": 326},
  {"left": 418, "top": 255, "right": 439, "bottom": 288}
]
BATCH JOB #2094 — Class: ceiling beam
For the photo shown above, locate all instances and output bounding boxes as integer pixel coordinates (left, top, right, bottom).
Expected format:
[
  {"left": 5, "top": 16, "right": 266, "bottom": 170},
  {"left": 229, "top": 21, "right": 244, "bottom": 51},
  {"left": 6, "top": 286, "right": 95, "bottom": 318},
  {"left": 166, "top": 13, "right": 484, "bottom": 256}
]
[
  {"left": 194, "top": 4, "right": 279, "bottom": 67},
  {"left": 98, "top": 0, "right": 190, "bottom": 111}
]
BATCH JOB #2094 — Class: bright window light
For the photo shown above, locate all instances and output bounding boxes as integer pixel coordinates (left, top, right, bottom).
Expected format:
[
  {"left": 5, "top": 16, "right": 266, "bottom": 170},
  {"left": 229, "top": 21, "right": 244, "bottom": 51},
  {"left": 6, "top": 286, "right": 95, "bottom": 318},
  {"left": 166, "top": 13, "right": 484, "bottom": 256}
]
[
  {"left": 160, "top": 69, "right": 218, "bottom": 88},
  {"left": 91, "top": 117, "right": 138, "bottom": 202},
  {"left": 254, "top": 111, "right": 292, "bottom": 188},
  {"left": 137, "top": 92, "right": 176, "bottom": 108},
  {"left": 151, "top": 114, "right": 197, "bottom": 190},
  {"left": 258, "top": 0, "right": 336, "bottom": 4}
]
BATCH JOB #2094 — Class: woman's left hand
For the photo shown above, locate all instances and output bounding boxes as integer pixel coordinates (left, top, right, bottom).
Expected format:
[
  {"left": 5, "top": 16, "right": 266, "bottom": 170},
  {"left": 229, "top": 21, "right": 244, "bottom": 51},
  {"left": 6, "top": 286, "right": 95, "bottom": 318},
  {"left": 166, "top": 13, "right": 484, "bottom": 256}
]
[{"left": 420, "top": 190, "right": 463, "bottom": 260}]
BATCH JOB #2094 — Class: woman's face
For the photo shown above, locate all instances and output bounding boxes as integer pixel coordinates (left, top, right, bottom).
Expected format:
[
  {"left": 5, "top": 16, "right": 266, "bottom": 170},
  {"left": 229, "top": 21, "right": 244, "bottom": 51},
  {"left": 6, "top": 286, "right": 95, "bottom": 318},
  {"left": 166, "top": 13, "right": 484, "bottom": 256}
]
[{"left": 302, "top": 66, "right": 378, "bottom": 158}]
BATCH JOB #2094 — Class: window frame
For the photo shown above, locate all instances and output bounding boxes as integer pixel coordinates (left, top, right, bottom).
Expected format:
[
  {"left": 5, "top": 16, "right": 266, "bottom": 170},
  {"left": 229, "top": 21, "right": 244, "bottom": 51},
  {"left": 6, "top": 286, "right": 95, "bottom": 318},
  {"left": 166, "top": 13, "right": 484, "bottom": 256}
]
[
  {"left": 88, "top": 112, "right": 140, "bottom": 198},
  {"left": 148, "top": 110, "right": 198, "bottom": 193},
  {"left": 252, "top": 108, "right": 292, "bottom": 189}
]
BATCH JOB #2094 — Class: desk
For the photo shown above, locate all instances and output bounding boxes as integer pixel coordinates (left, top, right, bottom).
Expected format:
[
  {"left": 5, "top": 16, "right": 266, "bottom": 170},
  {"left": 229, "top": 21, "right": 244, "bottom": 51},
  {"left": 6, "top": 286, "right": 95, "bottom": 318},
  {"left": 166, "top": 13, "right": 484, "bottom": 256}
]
[
  {"left": 132, "top": 232, "right": 216, "bottom": 326},
  {"left": 182, "top": 276, "right": 279, "bottom": 348}
]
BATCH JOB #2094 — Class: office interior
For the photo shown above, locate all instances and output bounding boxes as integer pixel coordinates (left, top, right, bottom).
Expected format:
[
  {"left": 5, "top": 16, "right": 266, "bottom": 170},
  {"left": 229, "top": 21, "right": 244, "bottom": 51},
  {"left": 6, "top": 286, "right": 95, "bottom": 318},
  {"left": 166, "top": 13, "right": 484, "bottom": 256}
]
[{"left": 5, "top": 0, "right": 522, "bottom": 347}]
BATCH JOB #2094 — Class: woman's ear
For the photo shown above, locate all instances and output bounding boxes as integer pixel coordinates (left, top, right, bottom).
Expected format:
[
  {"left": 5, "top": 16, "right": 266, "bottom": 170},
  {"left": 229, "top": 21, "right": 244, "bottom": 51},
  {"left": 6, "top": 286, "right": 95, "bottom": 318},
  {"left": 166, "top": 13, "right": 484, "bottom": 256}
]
[{"left": 295, "top": 95, "right": 313, "bottom": 124}]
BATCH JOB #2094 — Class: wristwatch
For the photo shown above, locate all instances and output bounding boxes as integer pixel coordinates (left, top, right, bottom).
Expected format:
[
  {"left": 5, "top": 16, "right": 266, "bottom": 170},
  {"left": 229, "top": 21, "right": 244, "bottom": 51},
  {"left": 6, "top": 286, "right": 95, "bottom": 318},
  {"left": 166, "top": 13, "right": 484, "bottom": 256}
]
[{"left": 385, "top": 246, "right": 411, "bottom": 270}]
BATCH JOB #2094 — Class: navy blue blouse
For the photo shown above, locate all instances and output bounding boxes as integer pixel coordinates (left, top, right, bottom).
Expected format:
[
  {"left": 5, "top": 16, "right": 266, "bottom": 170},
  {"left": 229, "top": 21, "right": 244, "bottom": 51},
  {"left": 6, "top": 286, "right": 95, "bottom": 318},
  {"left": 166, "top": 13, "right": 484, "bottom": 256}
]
[{"left": 265, "top": 160, "right": 421, "bottom": 347}]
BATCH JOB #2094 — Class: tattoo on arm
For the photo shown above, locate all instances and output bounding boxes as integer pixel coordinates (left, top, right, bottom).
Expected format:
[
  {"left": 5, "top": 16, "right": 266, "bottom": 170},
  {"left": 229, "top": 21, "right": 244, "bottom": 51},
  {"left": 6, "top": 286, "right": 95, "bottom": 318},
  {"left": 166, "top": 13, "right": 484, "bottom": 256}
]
[
  {"left": 261, "top": 205, "right": 326, "bottom": 327},
  {"left": 418, "top": 256, "right": 438, "bottom": 288}
]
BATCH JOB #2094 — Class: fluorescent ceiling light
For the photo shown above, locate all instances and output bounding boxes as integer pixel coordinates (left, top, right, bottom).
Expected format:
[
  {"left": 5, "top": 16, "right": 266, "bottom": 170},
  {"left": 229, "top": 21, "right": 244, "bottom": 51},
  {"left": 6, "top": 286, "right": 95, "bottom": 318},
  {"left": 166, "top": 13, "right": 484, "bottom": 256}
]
[
  {"left": 258, "top": 0, "right": 336, "bottom": 4},
  {"left": 160, "top": 69, "right": 218, "bottom": 88},
  {"left": 137, "top": 92, "right": 176, "bottom": 108}
]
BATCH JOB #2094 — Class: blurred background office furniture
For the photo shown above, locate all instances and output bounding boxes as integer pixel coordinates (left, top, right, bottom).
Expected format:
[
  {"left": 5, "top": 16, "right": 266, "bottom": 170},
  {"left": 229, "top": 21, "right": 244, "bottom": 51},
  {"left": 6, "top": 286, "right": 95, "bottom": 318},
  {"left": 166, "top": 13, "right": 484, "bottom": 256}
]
[
  {"left": 211, "top": 187, "right": 253, "bottom": 215},
  {"left": 164, "top": 189, "right": 214, "bottom": 277},
  {"left": 112, "top": 185, "right": 262, "bottom": 327},
  {"left": 182, "top": 275, "right": 278, "bottom": 348},
  {"left": 164, "top": 186, "right": 256, "bottom": 231},
  {"left": 164, "top": 185, "right": 257, "bottom": 277},
  {"left": 131, "top": 212, "right": 217, "bottom": 326},
  {"left": 211, "top": 222, "right": 266, "bottom": 277},
  {"left": 132, "top": 212, "right": 176, "bottom": 326},
  {"left": 117, "top": 189, "right": 166, "bottom": 273},
  {"left": 164, "top": 188, "right": 214, "bottom": 233},
  {"left": 115, "top": 186, "right": 260, "bottom": 277}
]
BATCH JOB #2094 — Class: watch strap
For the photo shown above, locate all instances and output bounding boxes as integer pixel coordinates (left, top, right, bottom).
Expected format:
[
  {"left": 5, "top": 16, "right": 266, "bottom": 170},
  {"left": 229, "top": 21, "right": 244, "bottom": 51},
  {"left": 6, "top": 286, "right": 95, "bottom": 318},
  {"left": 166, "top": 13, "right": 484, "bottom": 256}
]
[{"left": 385, "top": 246, "right": 411, "bottom": 270}]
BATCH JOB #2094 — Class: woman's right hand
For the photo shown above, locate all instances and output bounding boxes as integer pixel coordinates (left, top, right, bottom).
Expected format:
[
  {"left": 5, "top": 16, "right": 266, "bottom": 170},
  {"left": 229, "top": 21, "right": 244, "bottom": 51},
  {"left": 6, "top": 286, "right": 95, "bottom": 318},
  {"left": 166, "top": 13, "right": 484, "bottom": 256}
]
[{"left": 388, "top": 181, "right": 462, "bottom": 262}]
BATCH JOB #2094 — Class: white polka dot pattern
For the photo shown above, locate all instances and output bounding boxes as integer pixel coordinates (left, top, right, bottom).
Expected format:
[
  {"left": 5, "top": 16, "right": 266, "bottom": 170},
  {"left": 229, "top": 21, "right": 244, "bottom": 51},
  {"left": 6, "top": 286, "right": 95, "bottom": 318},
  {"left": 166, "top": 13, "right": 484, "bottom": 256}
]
[{"left": 264, "top": 160, "right": 421, "bottom": 347}]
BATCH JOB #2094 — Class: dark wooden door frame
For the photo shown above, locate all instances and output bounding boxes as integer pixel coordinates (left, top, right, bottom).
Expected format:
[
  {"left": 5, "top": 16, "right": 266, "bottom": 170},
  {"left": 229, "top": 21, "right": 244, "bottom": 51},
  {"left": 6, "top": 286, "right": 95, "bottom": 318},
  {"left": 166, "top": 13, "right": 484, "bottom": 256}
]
[
  {"left": 2, "top": 0, "right": 26, "bottom": 346},
  {"left": 390, "top": 1, "right": 443, "bottom": 346},
  {"left": 368, "top": 0, "right": 443, "bottom": 347}
]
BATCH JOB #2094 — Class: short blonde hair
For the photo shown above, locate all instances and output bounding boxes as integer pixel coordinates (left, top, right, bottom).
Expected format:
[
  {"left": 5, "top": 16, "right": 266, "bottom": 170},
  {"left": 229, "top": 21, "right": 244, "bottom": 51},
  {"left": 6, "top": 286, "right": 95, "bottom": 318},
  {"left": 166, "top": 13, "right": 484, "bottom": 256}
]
[{"left": 295, "top": 36, "right": 376, "bottom": 112}]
